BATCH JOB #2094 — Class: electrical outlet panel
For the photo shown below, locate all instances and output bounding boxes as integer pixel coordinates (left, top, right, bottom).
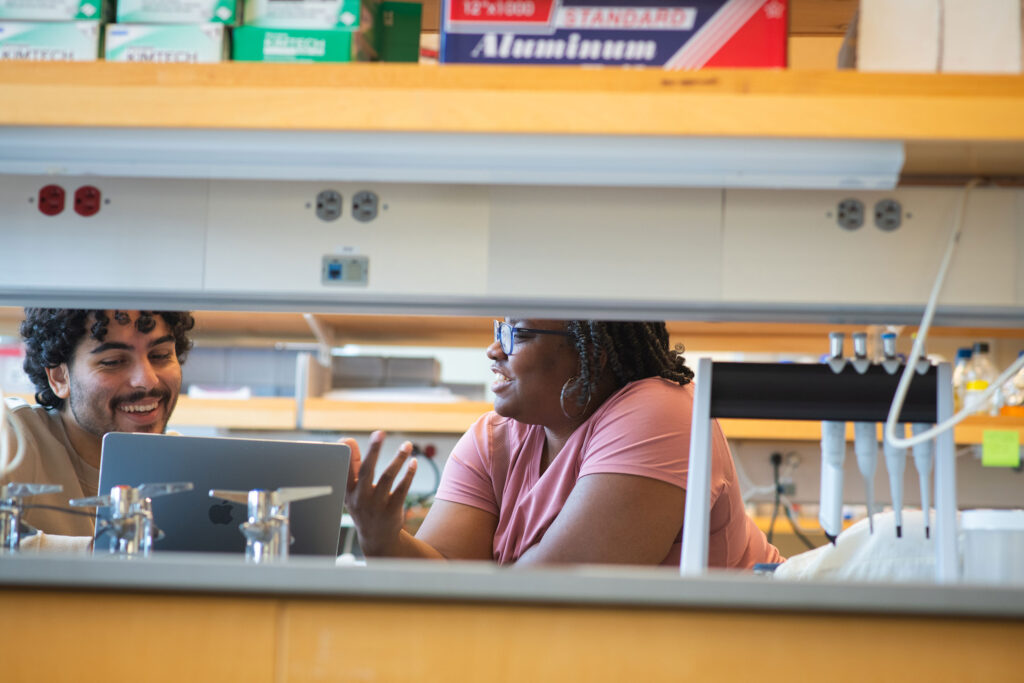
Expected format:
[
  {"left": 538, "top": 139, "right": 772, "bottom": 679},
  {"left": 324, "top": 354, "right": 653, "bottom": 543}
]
[
  {"left": 74, "top": 185, "right": 102, "bottom": 217},
  {"left": 322, "top": 255, "right": 368, "bottom": 286},
  {"left": 836, "top": 198, "right": 864, "bottom": 230},
  {"left": 315, "top": 190, "right": 342, "bottom": 222},
  {"left": 37, "top": 184, "right": 65, "bottom": 216},
  {"left": 351, "top": 190, "right": 378, "bottom": 222},
  {"left": 874, "top": 198, "right": 902, "bottom": 231}
]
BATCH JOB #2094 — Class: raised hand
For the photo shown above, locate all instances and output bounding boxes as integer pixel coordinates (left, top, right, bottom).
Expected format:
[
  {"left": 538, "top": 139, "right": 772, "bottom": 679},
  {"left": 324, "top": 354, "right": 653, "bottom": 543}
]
[{"left": 340, "top": 431, "right": 418, "bottom": 557}]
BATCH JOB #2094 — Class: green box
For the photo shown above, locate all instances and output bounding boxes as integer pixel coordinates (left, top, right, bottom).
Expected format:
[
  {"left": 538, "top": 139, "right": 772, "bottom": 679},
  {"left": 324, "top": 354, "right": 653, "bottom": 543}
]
[
  {"left": 116, "top": 0, "right": 239, "bottom": 25},
  {"left": 0, "top": 0, "right": 107, "bottom": 21},
  {"left": 232, "top": 26, "right": 353, "bottom": 62},
  {"left": 243, "top": 0, "right": 361, "bottom": 29},
  {"left": 376, "top": 1, "right": 419, "bottom": 62},
  {"left": 104, "top": 23, "right": 228, "bottom": 62},
  {"left": 0, "top": 20, "right": 100, "bottom": 61}
]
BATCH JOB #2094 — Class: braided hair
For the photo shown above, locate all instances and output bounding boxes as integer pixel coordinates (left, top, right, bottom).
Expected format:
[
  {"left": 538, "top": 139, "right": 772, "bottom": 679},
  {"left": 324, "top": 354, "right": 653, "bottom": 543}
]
[
  {"left": 564, "top": 321, "right": 693, "bottom": 410},
  {"left": 20, "top": 309, "right": 195, "bottom": 410}
]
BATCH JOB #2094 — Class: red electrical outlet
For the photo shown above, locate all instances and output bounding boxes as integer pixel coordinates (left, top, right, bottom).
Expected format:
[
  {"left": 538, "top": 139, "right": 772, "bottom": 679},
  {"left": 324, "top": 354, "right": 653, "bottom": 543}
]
[
  {"left": 37, "top": 185, "right": 65, "bottom": 216},
  {"left": 74, "top": 185, "right": 101, "bottom": 217}
]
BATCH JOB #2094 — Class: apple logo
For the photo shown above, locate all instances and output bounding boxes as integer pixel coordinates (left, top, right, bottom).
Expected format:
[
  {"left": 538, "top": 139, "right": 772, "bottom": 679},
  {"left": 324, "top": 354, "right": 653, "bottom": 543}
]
[{"left": 208, "top": 502, "right": 234, "bottom": 525}]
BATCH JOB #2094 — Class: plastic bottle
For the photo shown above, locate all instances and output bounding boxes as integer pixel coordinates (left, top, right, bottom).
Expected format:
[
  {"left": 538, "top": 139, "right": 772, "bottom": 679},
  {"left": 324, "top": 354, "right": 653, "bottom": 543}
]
[
  {"left": 964, "top": 342, "right": 998, "bottom": 416},
  {"left": 999, "top": 350, "right": 1024, "bottom": 413},
  {"left": 951, "top": 347, "right": 972, "bottom": 414}
]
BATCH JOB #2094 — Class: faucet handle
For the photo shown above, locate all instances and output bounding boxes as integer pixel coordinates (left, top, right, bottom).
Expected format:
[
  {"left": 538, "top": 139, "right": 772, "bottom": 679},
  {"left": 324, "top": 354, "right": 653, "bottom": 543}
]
[
  {"left": 210, "top": 486, "right": 333, "bottom": 509},
  {"left": 0, "top": 482, "right": 63, "bottom": 500},
  {"left": 208, "top": 489, "right": 250, "bottom": 505},
  {"left": 138, "top": 482, "right": 194, "bottom": 498},
  {"left": 69, "top": 493, "right": 112, "bottom": 508},
  {"left": 71, "top": 482, "right": 194, "bottom": 508},
  {"left": 272, "top": 486, "right": 333, "bottom": 506}
]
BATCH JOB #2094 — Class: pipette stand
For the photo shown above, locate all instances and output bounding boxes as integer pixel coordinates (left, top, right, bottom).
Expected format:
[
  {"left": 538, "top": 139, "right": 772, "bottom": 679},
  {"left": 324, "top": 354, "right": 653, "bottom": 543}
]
[{"left": 681, "top": 359, "right": 958, "bottom": 584}]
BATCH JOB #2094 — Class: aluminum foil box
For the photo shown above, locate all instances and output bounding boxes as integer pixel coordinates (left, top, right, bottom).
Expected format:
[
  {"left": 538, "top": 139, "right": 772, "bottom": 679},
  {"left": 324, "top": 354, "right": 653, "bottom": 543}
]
[{"left": 440, "top": 0, "right": 787, "bottom": 68}]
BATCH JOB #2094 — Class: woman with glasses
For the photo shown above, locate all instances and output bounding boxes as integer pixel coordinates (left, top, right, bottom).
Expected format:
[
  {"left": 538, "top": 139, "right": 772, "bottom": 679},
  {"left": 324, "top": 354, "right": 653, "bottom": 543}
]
[{"left": 344, "top": 319, "right": 781, "bottom": 568}]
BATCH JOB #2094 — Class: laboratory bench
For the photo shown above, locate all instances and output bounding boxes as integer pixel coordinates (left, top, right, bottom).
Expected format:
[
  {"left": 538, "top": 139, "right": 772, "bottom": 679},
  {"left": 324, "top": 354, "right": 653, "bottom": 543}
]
[{"left": 1, "top": 552, "right": 1022, "bottom": 682}]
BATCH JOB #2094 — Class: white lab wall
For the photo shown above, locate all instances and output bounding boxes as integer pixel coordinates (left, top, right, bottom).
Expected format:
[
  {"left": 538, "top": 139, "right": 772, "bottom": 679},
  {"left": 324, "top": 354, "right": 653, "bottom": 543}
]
[
  {"left": 487, "top": 186, "right": 723, "bottom": 301},
  {"left": 204, "top": 181, "right": 491, "bottom": 296},
  {"left": 0, "top": 175, "right": 207, "bottom": 292},
  {"left": 722, "top": 188, "right": 1021, "bottom": 307},
  {"left": 2, "top": 176, "right": 1023, "bottom": 323}
]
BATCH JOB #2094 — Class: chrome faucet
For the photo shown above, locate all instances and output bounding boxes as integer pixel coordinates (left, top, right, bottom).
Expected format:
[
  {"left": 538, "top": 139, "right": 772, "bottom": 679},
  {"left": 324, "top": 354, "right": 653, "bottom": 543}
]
[
  {"left": 209, "top": 486, "right": 332, "bottom": 563},
  {"left": 0, "top": 482, "right": 63, "bottom": 552},
  {"left": 70, "top": 482, "right": 193, "bottom": 557}
]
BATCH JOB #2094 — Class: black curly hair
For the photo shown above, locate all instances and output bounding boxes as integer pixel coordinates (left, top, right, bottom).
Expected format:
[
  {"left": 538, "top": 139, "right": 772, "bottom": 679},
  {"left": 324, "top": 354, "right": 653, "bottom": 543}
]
[
  {"left": 563, "top": 321, "right": 693, "bottom": 411},
  {"left": 20, "top": 309, "right": 195, "bottom": 410}
]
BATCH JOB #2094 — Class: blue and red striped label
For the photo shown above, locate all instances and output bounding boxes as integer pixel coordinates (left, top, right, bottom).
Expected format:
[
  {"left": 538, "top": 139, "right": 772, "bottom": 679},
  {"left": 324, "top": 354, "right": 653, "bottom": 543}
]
[{"left": 441, "top": 0, "right": 787, "bottom": 68}]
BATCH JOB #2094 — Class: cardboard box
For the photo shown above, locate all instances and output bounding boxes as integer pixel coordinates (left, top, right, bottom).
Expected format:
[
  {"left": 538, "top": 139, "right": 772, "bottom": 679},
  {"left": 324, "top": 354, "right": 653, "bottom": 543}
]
[
  {"left": 232, "top": 25, "right": 354, "bottom": 61},
  {"left": 243, "top": 0, "right": 361, "bottom": 29},
  {"left": 941, "top": 0, "right": 1021, "bottom": 74},
  {"left": 440, "top": 0, "right": 787, "bottom": 68},
  {"left": 376, "top": 0, "right": 421, "bottom": 61},
  {"left": 0, "top": 20, "right": 100, "bottom": 60},
  {"left": 104, "top": 23, "right": 228, "bottom": 62},
  {"left": 858, "top": 0, "right": 940, "bottom": 72},
  {"left": 0, "top": 0, "right": 106, "bottom": 21},
  {"left": 116, "top": 0, "right": 240, "bottom": 25}
]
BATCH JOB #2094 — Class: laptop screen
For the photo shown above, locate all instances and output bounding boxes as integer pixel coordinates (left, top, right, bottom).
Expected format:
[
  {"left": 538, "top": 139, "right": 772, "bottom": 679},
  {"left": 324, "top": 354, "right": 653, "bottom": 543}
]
[{"left": 97, "top": 432, "right": 350, "bottom": 557}]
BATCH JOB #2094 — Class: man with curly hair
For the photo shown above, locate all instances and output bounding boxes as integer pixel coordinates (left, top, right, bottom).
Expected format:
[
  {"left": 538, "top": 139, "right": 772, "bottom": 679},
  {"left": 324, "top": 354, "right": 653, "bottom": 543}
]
[{"left": 2, "top": 308, "right": 195, "bottom": 539}]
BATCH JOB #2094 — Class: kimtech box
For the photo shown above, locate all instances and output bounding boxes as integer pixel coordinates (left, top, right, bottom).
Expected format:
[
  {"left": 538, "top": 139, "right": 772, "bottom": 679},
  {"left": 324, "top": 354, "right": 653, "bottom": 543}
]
[
  {"left": 440, "top": 0, "right": 787, "bottom": 68},
  {"left": 116, "top": 0, "right": 240, "bottom": 24},
  {"left": 0, "top": 0, "right": 107, "bottom": 20},
  {"left": 233, "top": 26, "right": 354, "bottom": 61},
  {"left": 104, "top": 23, "right": 228, "bottom": 62},
  {"left": 0, "top": 21, "right": 100, "bottom": 60},
  {"left": 243, "top": 0, "right": 362, "bottom": 29}
]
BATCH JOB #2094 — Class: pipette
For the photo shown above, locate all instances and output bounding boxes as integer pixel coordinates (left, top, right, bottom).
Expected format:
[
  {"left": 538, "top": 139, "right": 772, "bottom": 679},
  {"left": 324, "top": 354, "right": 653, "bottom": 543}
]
[
  {"left": 880, "top": 332, "right": 901, "bottom": 375},
  {"left": 853, "top": 422, "right": 878, "bottom": 533},
  {"left": 911, "top": 423, "right": 934, "bottom": 539},
  {"left": 819, "top": 332, "right": 847, "bottom": 544},
  {"left": 819, "top": 420, "right": 846, "bottom": 543},
  {"left": 883, "top": 423, "right": 908, "bottom": 538},
  {"left": 851, "top": 332, "right": 871, "bottom": 374},
  {"left": 827, "top": 332, "right": 847, "bottom": 374}
]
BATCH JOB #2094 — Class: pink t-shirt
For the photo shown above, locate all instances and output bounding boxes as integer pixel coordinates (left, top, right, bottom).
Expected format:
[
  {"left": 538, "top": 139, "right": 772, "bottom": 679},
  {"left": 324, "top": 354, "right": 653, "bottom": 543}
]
[{"left": 435, "top": 377, "right": 782, "bottom": 568}]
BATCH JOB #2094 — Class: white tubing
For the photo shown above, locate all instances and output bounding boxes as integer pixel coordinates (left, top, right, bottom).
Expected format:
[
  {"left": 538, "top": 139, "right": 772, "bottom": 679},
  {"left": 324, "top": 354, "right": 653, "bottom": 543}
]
[{"left": 885, "top": 178, "right": 1024, "bottom": 449}]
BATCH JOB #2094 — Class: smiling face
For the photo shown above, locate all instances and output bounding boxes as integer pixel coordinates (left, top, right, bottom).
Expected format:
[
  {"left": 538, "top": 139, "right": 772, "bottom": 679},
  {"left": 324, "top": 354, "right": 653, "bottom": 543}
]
[
  {"left": 488, "top": 319, "right": 580, "bottom": 431},
  {"left": 45, "top": 311, "right": 182, "bottom": 463}
]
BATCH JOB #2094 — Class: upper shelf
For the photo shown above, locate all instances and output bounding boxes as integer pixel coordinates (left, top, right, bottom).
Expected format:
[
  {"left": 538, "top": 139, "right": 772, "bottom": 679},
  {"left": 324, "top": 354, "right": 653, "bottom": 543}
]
[{"left": 2, "top": 63, "right": 1024, "bottom": 180}]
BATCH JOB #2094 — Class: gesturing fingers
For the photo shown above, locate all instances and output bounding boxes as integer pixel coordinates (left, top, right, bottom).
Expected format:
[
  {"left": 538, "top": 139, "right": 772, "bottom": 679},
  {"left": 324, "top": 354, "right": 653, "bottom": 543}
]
[
  {"left": 372, "top": 441, "right": 413, "bottom": 505},
  {"left": 341, "top": 437, "right": 361, "bottom": 493},
  {"left": 388, "top": 457, "right": 419, "bottom": 512},
  {"left": 358, "top": 430, "right": 386, "bottom": 485}
]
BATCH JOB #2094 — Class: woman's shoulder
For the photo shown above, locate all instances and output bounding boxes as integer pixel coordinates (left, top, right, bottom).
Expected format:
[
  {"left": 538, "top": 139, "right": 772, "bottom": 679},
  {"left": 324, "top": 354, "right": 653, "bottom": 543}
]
[{"left": 605, "top": 376, "right": 693, "bottom": 411}]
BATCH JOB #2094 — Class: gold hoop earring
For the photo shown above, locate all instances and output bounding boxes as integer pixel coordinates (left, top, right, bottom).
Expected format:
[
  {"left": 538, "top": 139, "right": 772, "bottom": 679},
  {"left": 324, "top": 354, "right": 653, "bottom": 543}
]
[{"left": 560, "top": 376, "right": 593, "bottom": 420}]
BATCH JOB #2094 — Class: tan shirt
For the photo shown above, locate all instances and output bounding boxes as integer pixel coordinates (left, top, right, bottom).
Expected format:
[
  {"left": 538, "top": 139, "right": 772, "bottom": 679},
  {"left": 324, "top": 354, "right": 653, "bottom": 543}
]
[{"left": 2, "top": 397, "right": 98, "bottom": 537}]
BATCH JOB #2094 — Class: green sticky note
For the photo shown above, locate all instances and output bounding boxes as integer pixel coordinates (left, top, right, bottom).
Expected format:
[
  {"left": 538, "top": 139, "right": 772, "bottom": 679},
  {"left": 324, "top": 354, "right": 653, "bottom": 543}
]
[{"left": 982, "top": 429, "right": 1022, "bottom": 467}]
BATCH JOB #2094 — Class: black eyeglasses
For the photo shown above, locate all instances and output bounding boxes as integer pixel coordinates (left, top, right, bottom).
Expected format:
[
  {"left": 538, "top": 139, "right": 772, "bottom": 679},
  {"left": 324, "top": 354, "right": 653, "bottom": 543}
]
[{"left": 494, "top": 320, "right": 571, "bottom": 355}]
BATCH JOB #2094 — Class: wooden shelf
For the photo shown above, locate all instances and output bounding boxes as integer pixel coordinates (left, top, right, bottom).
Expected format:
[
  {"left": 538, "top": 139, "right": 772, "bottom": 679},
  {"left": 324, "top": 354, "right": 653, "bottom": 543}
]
[
  {"left": 720, "top": 416, "right": 1024, "bottom": 445},
  {"left": 168, "top": 396, "right": 298, "bottom": 431},
  {"left": 11, "top": 390, "right": 1024, "bottom": 441},
  {"left": 3, "top": 63, "right": 1024, "bottom": 179},
  {"left": 302, "top": 398, "right": 493, "bottom": 433}
]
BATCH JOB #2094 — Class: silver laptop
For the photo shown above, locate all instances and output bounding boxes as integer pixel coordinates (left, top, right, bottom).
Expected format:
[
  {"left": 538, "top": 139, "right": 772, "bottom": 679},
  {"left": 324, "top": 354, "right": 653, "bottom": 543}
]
[{"left": 97, "top": 433, "right": 350, "bottom": 557}]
